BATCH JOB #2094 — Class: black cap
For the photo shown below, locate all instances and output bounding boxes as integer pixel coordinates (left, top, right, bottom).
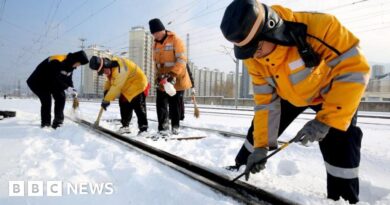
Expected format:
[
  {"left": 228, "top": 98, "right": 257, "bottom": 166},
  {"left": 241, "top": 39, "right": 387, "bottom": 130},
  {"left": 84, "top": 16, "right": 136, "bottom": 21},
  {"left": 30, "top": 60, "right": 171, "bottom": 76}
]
[
  {"left": 221, "top": 1, "right": 290, "bottom": 59},
  {"left": 67, "top": 50, "right": 89, "bottom": 65},
  {"left": 89, "top": 56, "right": 118, "bottom": 72},
  {"left": 89, "top": 56, "right": 101, "bottom": 71},
  {"left": 149, "top": 18, "right": 165, "bottom": 34},
  {"left": 220, "top": 0, "right": 266, "bottom": 59}
]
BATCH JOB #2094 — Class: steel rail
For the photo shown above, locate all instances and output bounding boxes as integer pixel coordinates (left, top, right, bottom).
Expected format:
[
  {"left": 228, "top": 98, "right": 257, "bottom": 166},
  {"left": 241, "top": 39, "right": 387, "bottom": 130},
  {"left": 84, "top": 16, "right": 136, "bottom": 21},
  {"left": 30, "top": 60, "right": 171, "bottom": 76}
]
[{"left": 74, "top": 118, "right": 299, "bottom": 205}]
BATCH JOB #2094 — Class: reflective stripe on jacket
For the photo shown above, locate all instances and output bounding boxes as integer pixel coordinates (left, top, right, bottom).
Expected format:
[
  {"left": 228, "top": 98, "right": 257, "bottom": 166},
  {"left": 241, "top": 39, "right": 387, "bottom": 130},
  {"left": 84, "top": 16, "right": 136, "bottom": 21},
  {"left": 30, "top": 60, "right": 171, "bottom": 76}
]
[
  {"left": 153, "top": 31, "right": 191, "bottom": 91},
  {"left": 103, "top": 57, "right": 148, "bottom": 102},
  {"left": 244, "top": 5, "right": 370, "bottom": 149}
]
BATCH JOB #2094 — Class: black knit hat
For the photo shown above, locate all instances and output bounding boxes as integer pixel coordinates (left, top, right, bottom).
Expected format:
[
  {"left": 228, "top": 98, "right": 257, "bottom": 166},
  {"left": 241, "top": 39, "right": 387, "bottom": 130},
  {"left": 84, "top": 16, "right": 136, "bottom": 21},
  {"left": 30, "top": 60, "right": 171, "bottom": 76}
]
[
  {"left": 67, "top": 50, "right": 89, "bottom": 65},
  {"left": 149, "top": 18, "right": 165, "bottom": 34}
]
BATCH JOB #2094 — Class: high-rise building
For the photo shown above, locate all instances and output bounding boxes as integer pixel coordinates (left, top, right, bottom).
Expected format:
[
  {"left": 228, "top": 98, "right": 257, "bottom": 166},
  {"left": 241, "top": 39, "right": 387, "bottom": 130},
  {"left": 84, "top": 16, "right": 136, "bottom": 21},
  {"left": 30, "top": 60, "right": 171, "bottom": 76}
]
[
  {"left": 129, "top": 26, "right": 155, "bottom": 95},
  {"left": 226, "top": 71, "right": 235, "bottom": 98},
  {"left": 372, "top": 64, "right": 385, "bottom": 79},
  {"left": 193, "top": 65, "right": 201, "bottom": 96},
  {"left": 215, "top": 70, "right": 225, "bottom": 96},
  {"left": 241, "top": 62, "right": 252, "bottom": 98},
  {"left": 204, "top": 68, "right": 211, "bottom": 96},
  {"left": 81, "top": 46, "right": 112, "bottom": 98}
]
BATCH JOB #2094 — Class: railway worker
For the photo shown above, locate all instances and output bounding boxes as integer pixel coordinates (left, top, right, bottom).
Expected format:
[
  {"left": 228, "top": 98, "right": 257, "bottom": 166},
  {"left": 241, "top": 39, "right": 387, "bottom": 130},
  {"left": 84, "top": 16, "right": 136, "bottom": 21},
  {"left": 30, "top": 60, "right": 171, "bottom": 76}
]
[
  {"left": 89, "top": 56, "right": 149, "bottom": 135},
  {"left": 149, "top": 18, "right": 192, "bottom": 135},
  {"left": 27, "top": 50, "right": 89, "bottom": 128},
  {"left": 220, "top": 0, "right": 370, "bottom": 203}
]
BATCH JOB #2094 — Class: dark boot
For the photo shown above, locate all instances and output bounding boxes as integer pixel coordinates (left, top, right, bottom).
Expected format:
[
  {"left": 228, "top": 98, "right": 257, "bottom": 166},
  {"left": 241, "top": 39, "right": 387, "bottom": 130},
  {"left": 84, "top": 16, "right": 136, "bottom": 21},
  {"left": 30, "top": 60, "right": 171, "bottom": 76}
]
[
  {"left": 52, "top": 119, "right": 63, "bottom": 129},
  {"left": 41, "top": 122, "right": 51, "bottom": 128}
]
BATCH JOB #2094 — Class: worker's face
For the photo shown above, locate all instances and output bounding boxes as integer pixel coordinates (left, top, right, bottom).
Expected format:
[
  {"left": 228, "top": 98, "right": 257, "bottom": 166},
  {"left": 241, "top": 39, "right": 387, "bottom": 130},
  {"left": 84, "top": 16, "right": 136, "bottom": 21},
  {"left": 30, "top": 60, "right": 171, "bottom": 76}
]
[
  {"left": 253, "top": 41, "right": 276, "bottom": 58},
  {"left": 103, "top": 68, "right": 111, "bottom": 76},
  {"left": 152, "top": 30, "right": 165, "bottom": 41},
  {"left": 73, "top": 62, "right": 81, "bottom": 68}
]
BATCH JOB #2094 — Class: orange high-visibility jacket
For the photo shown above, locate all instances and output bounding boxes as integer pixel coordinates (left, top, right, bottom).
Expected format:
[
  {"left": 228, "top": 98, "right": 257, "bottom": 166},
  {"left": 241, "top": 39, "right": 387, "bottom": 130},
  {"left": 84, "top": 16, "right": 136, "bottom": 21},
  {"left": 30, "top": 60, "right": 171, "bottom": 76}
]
[
  {"left": 244, "top": 5, "right": 371, "bottom": 149},
  {"left": 103, "top": 57, "right": 148, "bottom": 102},
  {"left": 153, "top": 31, "right": 192, "bottom": 91}
]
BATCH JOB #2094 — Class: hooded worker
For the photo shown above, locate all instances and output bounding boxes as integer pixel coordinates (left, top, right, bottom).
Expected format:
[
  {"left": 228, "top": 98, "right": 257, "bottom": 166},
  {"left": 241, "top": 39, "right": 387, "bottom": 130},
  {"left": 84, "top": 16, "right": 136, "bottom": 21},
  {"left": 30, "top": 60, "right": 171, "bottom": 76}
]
[
  {"left": 220, "top": 0, "right": 370, "bottom": 203},
  {"left": 27, "top": 50, "right": 89, "bottom": 128}
]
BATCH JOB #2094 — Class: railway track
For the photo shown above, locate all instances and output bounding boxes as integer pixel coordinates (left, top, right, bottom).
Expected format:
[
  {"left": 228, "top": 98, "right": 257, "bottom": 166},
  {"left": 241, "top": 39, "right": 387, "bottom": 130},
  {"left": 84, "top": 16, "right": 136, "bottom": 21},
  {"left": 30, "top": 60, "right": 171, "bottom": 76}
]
[
  {"left": 74, "top": 100, "right": 390, "bottom": 120},
  {"left": 103, "top": 116, "right": 388, "bottom": 141},
  {"left": 146, "top": 106, "right": 390, "bottom": 120},
  {"left": 146, "top": 108, "right": 390, "bottom": 126},
  {"left": 102, "top": 118, "right": 248, "bottom": 138},
  {"left": 72, "top": 118, "right": 298, "bottom": 205}
]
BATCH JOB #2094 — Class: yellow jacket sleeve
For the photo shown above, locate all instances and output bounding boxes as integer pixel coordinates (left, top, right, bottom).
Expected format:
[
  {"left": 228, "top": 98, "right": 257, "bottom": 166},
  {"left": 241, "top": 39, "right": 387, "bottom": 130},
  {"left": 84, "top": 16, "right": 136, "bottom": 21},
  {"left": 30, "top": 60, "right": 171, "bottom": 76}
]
[
  {"left": 305, "top": 13, "right": 370, "bottom": 131},
  {"left": 103, "top": 66, "right": 128, "bottom": 102},
  {"left": 245, "top": 60, "right": 281, "bottom": 149},
  {"left": 316, "top": 53, "right": 370, "bottom": 131},
  {"left": 103, "top": 79, "right": 111, "bottom": 93}
]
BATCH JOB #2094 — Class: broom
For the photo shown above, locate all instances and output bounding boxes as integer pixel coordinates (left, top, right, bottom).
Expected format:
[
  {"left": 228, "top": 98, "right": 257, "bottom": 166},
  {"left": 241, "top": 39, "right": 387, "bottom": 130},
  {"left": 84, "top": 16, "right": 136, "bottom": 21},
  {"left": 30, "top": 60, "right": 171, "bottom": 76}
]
[
  {"left": 94, "top": 107, "right": 104, "bottom": 127},
  {"left": 191, "top": 94, "right": 200, "bottom": 118},
  {"left": 72, "top": 97, "right": 79, "bottom": 110}
]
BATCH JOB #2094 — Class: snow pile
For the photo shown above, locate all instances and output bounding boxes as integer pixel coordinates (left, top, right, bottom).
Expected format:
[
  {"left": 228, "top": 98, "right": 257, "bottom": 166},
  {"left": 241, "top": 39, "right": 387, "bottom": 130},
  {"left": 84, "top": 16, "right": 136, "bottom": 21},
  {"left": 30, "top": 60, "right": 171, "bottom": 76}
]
[{"left": 0, "top": 99, "right": 239, "bottom": 205}]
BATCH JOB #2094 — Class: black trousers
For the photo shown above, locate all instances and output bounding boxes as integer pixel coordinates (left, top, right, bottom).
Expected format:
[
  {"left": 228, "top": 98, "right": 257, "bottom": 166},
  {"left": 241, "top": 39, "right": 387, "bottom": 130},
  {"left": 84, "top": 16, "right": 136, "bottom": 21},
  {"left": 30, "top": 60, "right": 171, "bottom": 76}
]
[
  {"left": 27, "top": 83, "right": 65, "bottom": 126},
  {"left": 235, "top": 99, "right": 361, "bottom": 203},
  {"left": 170, "top": 91, "right": 185, "bottom": 121},
  {"left": 156, "top": 90, "right": 183, "bottom": 131},
  {"left": 119, "top": 93, "right": 148, "bottom": 132}
]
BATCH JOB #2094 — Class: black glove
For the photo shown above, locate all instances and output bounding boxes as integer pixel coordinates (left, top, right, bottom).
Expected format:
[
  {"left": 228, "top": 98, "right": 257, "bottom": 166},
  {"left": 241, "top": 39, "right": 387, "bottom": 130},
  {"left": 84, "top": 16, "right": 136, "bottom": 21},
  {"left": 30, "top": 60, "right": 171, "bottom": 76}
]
[
  {"left": 101, "top": 100, "right": 110, "bottom": 110},
  {"left": 244, "top": 147, "right": 268, "bottom": 180}
]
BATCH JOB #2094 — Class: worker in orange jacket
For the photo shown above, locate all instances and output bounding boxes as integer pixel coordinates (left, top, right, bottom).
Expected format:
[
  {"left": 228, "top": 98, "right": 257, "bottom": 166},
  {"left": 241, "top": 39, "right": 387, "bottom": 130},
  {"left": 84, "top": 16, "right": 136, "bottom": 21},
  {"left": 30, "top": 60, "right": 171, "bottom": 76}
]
[
  {"left": 221, "top": 0, "right": 370, "bottom": 203},
  {"left": 89, "top": 56, "right": 149, "bottom": 135},
  {"left": 149, "top": 18, "right": 192, "bottom": 136}
]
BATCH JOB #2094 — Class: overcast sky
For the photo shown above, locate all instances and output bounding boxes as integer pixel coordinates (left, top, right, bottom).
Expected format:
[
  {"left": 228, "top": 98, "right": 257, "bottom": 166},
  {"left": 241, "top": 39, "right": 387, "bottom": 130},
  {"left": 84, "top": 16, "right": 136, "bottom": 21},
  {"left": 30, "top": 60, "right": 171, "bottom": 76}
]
[{"left": 0, "top": 0, "right": 389, "bottom": 90}]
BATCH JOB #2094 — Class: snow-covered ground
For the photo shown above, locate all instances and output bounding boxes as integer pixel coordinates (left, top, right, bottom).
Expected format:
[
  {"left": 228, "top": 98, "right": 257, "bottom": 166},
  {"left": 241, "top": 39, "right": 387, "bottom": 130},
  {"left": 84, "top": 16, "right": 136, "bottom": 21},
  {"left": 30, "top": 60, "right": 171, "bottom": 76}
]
[{"left": 1, "top": 98, "right": 390, "bottom": 205}]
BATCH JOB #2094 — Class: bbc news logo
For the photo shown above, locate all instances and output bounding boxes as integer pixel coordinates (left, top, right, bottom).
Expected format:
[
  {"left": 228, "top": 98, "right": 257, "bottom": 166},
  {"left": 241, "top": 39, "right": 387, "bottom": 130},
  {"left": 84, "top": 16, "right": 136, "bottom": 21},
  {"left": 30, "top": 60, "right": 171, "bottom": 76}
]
[{"left": 9, "top": 181, "right": 114, "bottom": 197}]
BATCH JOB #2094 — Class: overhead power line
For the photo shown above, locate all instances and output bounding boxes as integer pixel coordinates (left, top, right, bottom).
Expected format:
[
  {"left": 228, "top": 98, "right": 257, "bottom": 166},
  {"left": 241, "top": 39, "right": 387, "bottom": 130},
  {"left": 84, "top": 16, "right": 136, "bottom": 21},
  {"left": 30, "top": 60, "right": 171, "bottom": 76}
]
[
  {"left": 0, "top": 0, "right": 6, "bottom": 21},
  {"left": 61, "top": 0, "right": 117, "bottom": 36},
  {"left": 15, "top": 0, "right": 118, "bottom": 67},
  {"left": 320, "top": 0, "right": 369, "bottom": 12},
  {"left": 172, "top": 4, "right": 227, "bottom": 27},
  {"left": 50, "top": 0, "right": 90, "bottom": 32}
]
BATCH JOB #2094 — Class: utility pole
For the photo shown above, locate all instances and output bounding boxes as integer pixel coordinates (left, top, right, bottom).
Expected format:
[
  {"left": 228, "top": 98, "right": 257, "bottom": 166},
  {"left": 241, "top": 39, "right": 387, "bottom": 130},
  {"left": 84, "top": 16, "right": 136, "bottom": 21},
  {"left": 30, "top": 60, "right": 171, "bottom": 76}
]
[
  {"left": 235, "top": 59, "right": 239, "bottom": 108},
  {"left": 219, "top": 45, "right": 240, "bottom": 108},
  {"left": 186, "top": 33, "right": 190, "bottom": 61},
  {"left": 186, "top": 33, "right": 190, "bottom": 97},
  {"left": 17, "top": 79, "right": 21, "bottom": 97},
  {"left": 79, "top": 38, "right": 86, "bottom": 97}
]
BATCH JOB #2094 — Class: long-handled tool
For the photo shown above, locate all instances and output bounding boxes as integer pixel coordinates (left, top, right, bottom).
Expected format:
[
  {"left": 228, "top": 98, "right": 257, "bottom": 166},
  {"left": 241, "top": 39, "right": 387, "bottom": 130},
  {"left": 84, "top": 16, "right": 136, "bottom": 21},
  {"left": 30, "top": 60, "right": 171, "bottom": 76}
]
[
  {"left": 231, "top": 137, "right": 297, "bottom": 183},
  {"left": 192, "top": 94, "right": 200, "bottom": 118},
  {"left": 94, "top": 107, "right": 104, "bottom": 127}
]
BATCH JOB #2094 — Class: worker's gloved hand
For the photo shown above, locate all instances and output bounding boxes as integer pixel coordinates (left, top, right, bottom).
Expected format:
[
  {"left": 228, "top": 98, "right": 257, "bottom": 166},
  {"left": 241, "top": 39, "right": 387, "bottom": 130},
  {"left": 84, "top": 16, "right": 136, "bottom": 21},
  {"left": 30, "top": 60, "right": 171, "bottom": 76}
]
[
  {"left": 244, "top": 147, "right": 268, "bottom": 181},
  {"left": 66, "top": 87, "right": 78, "bottom": 98},
  {"left": 160, "top": 78, "right": 176, "bottom": 96},
  {"left": 294, "top": 119, "right": 330, "bottom": 145},
  {"left": 101, "top": 100, "right": 110, "bottom": 111},
  {"left": 191, "top": 88, "right": 196, "bottom": 95}
]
